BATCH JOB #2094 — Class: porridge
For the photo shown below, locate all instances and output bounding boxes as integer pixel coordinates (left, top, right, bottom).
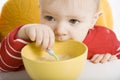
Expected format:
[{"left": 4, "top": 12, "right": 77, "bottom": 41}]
[{"left": 39, "top": 54, "right": 72, "bottom": 61}]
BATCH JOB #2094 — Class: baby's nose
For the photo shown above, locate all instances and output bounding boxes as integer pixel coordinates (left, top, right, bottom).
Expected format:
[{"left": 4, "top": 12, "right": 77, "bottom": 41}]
[
  {"left": 54, "top": 29, "right": 67, "bottom": 36},
  {"left": 54, "top": 21, "right": 68, "bottom": 36},
  {"left": 54, "top": 25, "right": 67, "bottom": 36}
]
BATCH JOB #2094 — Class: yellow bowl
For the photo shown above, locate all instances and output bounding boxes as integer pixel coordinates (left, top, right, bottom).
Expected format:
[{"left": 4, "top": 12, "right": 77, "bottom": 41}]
[{"left": 21, "top": 40, "right": 88, "bottom": 80}]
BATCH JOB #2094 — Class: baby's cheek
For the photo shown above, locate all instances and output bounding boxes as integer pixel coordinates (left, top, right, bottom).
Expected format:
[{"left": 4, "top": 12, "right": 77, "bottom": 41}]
[
  {"left": 71, "top": 32, "right": 83, "bottom": 42},
  {"left": 71, "top": 35, "right": 80, "bottom": 41}
]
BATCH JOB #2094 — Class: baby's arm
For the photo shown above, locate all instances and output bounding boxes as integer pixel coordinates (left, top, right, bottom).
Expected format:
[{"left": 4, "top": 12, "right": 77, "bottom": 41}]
[
  {"left": 0, "top": 24, "right": 55, "bottom": 71},
  {"left": 87, "top": 26, "right": 120, "bottom": 64},
  {"left": 0, "top": 25, "right": 30, "bottom": 71}
]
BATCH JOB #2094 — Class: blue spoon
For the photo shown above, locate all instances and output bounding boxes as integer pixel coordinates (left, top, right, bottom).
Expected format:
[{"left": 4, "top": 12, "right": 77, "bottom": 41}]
[{"left": 47, "top": 49, "right": 59, "bottom": 61}]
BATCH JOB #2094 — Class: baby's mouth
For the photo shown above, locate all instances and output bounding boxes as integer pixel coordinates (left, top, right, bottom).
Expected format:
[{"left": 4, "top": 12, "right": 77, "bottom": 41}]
[
  {"left": 56, "top": 37, "right": 63, "bottom": 41},
  {"left": 55, "top": 36, "right": 70, "bottom": 41}
]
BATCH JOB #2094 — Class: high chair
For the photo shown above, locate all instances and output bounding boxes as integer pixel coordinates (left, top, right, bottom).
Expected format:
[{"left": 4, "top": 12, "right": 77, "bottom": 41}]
[{"left": 0, "top": 0, "right": 113, "bottom": 41}]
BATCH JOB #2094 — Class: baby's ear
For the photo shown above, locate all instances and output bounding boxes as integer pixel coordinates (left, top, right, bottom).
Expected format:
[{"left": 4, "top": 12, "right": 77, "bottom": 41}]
[{"left": 90, "top": 11, "right": 102, "bottom": 28}]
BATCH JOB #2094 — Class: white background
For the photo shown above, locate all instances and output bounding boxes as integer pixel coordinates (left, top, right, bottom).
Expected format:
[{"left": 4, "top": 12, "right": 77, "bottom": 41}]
[{"left": 108, "top": 0, "right": 120, "bottom": 40}]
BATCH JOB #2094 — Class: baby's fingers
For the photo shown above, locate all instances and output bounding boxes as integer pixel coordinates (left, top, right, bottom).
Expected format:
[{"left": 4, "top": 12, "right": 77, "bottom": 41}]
[
  {"left": 42, "top": 29, "right": 50, "bottom": 50},
  {"left": 35, "top": 28, "right": 43, "bottom": 46},
  {"left": 100, "top": 54, "right": 111, "bottom": 63},
  {"left": 90, "top": 54, "right": 103, "bottom": 63},
  {"left": 47, "top": 30, "right": 55, "bottom": 49},
  {"left": 26, "top": 27, "right": 36, "bottom": 41},
  {"left": 108, "top": 55, "right": 118, "bottom": 61}
]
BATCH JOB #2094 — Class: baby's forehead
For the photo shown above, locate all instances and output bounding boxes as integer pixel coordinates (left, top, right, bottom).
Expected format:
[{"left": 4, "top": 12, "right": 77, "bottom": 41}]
[
  {"left": 40, "top": 0, "right": 98, "bottom": 17},
  {"left": 40, "top": 0, "right": 99, "bottom": 12},
  {"left": 40, "top": 0, "right": 99, "bottom": 8}
]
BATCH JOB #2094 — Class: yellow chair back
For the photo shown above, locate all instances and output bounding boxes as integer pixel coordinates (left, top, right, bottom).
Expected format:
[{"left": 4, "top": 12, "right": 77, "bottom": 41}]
[{"left": 96, "top": 0, "right": 113, "bottom": 29}]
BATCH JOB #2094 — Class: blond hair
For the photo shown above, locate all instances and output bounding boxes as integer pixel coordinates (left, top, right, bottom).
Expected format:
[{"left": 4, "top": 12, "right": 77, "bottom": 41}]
[{"left": 39, "top": 0, "right": 100, "bottom": 11}]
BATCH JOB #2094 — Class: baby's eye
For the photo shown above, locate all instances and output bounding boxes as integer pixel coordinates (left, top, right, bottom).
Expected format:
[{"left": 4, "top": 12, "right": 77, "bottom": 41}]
[
  {"left": 44, "top": 16, "right": 55, "bottom": 21},
  {"left": 69, "top": 19, "right": 80, "bottom": 24}
]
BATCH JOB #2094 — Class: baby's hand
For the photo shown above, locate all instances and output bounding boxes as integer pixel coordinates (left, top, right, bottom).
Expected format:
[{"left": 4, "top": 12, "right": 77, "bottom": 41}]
[
  {"left": 90, "top": 53, "right": 118, "bottom": 64},
  {"left": 17, "top": 24, "right": 55, "bottom": 50}
]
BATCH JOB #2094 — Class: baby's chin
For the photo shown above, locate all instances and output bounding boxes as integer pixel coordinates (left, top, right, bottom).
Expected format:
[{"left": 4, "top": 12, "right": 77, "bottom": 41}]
[{"left": 55, "top": 36, "right": 71, "bottom": 41}]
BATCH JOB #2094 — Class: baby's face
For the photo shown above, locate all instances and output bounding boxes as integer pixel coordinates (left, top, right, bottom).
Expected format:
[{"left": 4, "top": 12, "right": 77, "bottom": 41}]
[{"left": 40, "top": 0, "right": 98, "bottom": 42}]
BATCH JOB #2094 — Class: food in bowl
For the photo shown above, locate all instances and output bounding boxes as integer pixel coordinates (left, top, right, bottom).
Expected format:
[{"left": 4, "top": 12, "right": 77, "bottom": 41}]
[{"left": 39, "top": 54, "right": 72, "bottom": 61}]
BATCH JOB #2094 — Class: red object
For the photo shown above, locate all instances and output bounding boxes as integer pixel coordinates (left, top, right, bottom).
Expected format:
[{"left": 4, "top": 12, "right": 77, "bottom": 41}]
[
  {"left": 0, "top": 25, "right": 120, "bottom": 71},
  {"left": 83, "top": 26, "right": 120, "bottom": 59}
]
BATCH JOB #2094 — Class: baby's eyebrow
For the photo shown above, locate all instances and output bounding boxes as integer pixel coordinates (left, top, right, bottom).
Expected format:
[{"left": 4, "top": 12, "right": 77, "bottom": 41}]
[
  {"left": 42, "top": 9, "right": 58, "bottom": 16},
  {"left": 67, "top": 15, "right": 85, "bottom": 20},
  {"left": 42, "top": 7, "right": 55, "bottom": 13}
]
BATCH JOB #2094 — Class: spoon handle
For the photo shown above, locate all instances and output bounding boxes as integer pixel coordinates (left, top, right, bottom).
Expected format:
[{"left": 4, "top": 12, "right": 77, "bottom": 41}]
[{"left": 47, "top": 49, "right": 59, "bottom": 61}]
